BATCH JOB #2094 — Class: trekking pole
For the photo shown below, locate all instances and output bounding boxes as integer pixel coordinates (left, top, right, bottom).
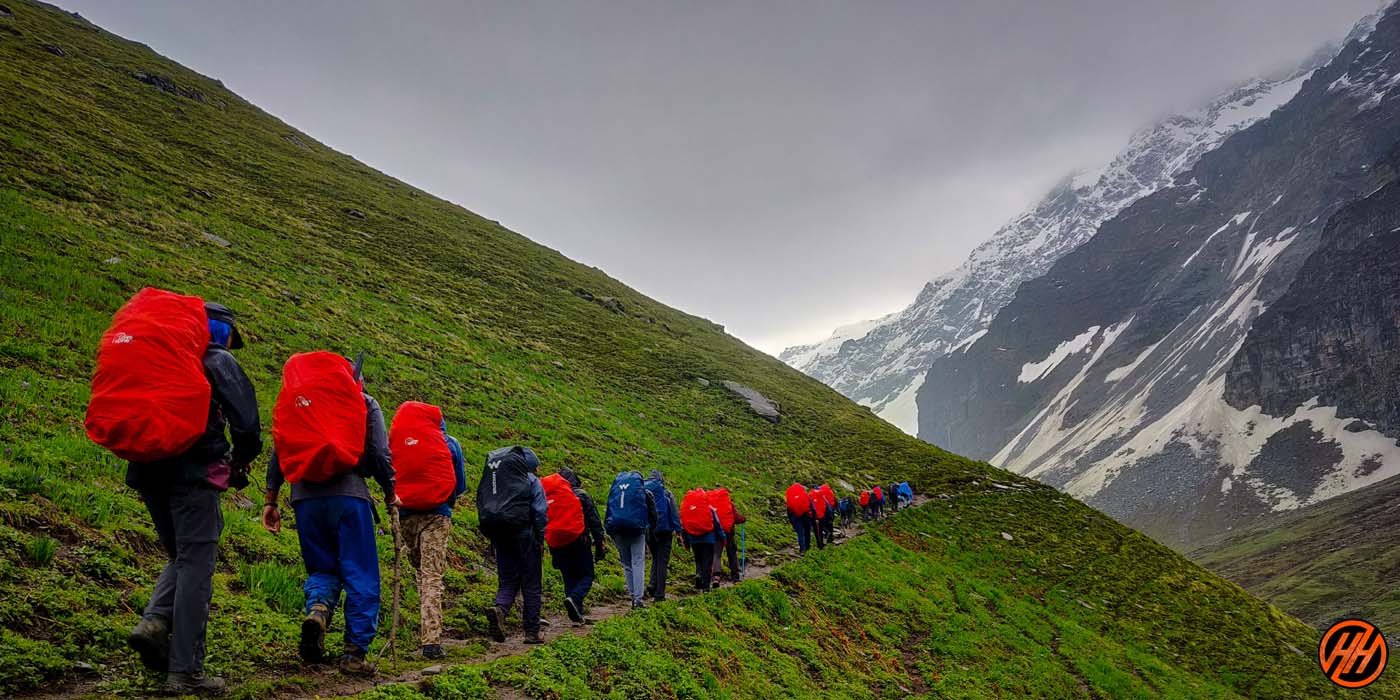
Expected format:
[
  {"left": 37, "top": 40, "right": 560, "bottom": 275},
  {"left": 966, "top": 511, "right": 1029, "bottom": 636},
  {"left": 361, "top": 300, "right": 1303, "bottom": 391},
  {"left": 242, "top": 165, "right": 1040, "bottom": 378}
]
[
  {"left": 739, "top": 522, "right": 746, "bottom": 578},
  {"left": 381, "top": 504, "right": 403, "bottom": 672}
]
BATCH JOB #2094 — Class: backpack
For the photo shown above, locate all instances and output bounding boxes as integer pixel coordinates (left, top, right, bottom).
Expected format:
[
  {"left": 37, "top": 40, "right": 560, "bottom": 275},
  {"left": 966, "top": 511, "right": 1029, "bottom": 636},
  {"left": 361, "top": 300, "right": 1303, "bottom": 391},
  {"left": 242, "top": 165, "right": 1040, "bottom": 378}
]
[
  {"left": 873, "top": 486, "right": 884, "bottom": 504},
  {"left": 477, "top": 445, "right": 538, "bottom": 538},
  {"left": 708, "top": 488, "right": 736, "bottom": 532},
  {"left": 272, "top": 351, "right": 368, "bottom": 484},
  {"left": 390, "top": 401, "right": 456, "bottom": 510},
  {"left": 859, "top": 490, "right": 871, "bottom": 507},
  {"left": 898, "top": 482, "right": 913, "bottom": 500},
  {"left": 85, "top": 288, "right": 212, "bottom": 462},
  {"left": 644, "top": 477, "right": 676, "bottom": 534},
  {"left": 541, "top": 473, "right": 585, "bottom": 548},
  {"left": 809, "top": 488, "right": 828, "bottom": 519},
  {"left": 819, "top": 483, "right": 836, "bottom": 507},
  {"left": 680, "top": 488, "right": 714, "bottom": 536},
  {"left": 784, "top": 482, "right": 810, "bottom": 516},
  {"left": 605, "top": 471, "right": 648, "bottom": 535}
]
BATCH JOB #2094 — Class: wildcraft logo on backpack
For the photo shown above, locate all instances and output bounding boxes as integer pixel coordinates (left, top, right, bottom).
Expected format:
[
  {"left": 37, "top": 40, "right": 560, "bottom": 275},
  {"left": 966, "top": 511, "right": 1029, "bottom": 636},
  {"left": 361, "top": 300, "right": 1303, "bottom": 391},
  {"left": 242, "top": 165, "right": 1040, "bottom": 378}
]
[
  {"left": 541, "top": 473, "right": 585, "bottom": 548},
  {"left": 606, "top": 471, "right": 647, "bottom": 535},
  {"left": 85, "top": 288, "right": 212, "bottom": 462},
  {"left": 477, "top": 446, "right": 538, "bottom": 538},
  {"left": 680, "top": 488, "right": 714, "bottom": 536},
  {"left": 272, "top": 351, "right": 367, "bottom": 484},
  {"left": 390, "top": 401, "right": 455, "bottom": 510},
  {"left": 644, "top": 476, "right": 676, "bottom": 534},
  {"left": 785, "top": 482, "right": 810, "bottom": 516}
]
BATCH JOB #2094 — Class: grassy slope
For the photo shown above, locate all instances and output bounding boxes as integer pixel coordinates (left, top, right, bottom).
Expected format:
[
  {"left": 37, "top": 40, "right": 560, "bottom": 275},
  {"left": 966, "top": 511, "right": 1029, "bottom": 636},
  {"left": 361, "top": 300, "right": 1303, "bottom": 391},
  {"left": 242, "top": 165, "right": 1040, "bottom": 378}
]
[
  {"left": 1191, "top": 473, "right": 1400, "bottom": 635},
  {"left": 363, "top": 488, "right": 1393, "bottom": 699},
  {"left": 0, "top": 1, "right": 1384, "bottom": 696}
]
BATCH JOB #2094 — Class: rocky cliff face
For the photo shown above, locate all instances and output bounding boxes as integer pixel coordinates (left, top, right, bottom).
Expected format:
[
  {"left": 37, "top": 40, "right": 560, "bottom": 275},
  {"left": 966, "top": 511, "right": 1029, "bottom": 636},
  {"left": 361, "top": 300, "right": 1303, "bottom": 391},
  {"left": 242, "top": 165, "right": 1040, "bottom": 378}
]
[
  {"left": 780, "top": 55, "right": 1329, "bottom": 435},
  {"left": 1226, "top": 159, "right": 1400, "bottom": 443},
  {"left": 916, "top": 5, "right": 1400, "bottom": 547}
]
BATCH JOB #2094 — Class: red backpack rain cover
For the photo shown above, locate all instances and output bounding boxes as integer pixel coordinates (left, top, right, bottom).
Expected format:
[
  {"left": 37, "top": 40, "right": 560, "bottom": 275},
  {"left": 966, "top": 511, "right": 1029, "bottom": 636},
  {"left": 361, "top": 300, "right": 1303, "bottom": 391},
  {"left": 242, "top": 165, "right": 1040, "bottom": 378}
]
[
  {"left": 784, "top": 482, "right": 810, "bottom": 516},
  {"left": 809, "top": 488, "right": 828, "bottom": 519},
  {"left": 708, "top": 488, "right": 736, "bottom": 532},
  {"left": 859, "top": 490, "right": 871, "bottom": 507},
  {"left": 541, "top": 473, "right": 585, "bottom": 548},
  {"left": 873, "top": 486, "right": 884, "bottom": 503},
  {"left": 85, "top": 288, "right": 211, "bottom": 462},
  {"left": 681, "top": 488, "right": 714, "bottom": 536},
  {"left": 819, "top": 483, "right": 836, "bottom": 507},
  {"left": 390, "top": 401, "right": 455, "bottom": 510},
  {"left": 272, "top": 351, "right": 367, "bottom": 484}
]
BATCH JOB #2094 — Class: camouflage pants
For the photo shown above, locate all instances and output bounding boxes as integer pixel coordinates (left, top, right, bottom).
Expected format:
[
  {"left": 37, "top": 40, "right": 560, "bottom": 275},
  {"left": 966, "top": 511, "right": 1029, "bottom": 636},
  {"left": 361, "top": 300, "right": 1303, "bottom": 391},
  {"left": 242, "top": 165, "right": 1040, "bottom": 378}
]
[{"left": 401, "top": 512, "right": 451, "bottom": 646}]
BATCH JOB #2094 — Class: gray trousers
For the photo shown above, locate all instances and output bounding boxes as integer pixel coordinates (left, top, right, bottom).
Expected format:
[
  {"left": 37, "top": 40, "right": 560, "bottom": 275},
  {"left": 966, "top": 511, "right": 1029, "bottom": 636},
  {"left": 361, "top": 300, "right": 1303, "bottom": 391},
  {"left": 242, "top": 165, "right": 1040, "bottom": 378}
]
[
  {"left": 612, "top": 532, "right": 647, "bottom": 603},
  {"left": 141, "top": 484, "right": 223, "bottom": 674}
]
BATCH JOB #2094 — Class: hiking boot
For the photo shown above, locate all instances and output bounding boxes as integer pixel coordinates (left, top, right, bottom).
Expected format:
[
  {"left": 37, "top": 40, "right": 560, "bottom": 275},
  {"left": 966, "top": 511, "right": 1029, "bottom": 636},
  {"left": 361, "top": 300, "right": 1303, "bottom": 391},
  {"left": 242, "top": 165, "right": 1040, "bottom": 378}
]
[
  {"left": 339, "top": 651, "right": 376, "bottom": 677},
  {"left": 522, "top": 630, "right": 544, "bottom": 645},
  {"left": 421, "top": 644, "right": 445, "bottom": 660},
  {"left": 299, "top": 603, "right": 330, "bottom": 663},
  {"left": 127, "top": 616, "right": 170, "bottom": 673},
  {"left": 163, "top": 672, "right": 227, "bottom": 696},
  {"left": 631, "top": 600, "right": 645, "bottom": 610},
  {"left": 563, "top": 597, "right": 583, "bottom": 624},
  {"left": 485, "top": 605, "right": 507, "bottom": 643}
]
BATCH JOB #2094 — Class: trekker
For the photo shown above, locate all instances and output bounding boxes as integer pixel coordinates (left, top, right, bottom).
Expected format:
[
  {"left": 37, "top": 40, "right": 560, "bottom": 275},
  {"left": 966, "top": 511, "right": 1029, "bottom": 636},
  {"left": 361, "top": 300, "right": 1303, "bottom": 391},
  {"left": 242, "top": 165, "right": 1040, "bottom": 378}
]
[
  {"left": 887, "top": 483, "right": 900, "bottom": 512},
  {"left": 605, "top": 470, "right": 658, "bottom": 609},
  {"left": 817, "top": 483, "right": 837, "bottom": 544},
  {"left": 643, "top": 470, "right": 681, "bottom": 602},
  {"left": 873, "top": 485, "right": 886, "bottom": 519},
  {"left": 859, "top": 489, "right": 872, "bottom": 521},
  {"left": 808, "top": 486, "right": 828, "bottom": 549},
  {"left": 679, "top": 488, "right": 725, "bottom": 592},
  {"left": 898, "top": 481, "right": 914, "bottom": 509},
  {"left": 476, "top": 446, "right": 548, "bottom": 645},
  {"left": 708, "top": 487, "right": 745, "bottom": 583},
  {"left": 263, "top": 351, "right": 396, "bottom": 676},
  {"left": 784, "top": 482, "right": 815, "bottom": 554},
  {"left": 544, "top": 468, "right": 606, "bottom": 626},
  {"left": 388, "top": 401, "right": 466, "bottom": 660},
  {"left": 90, "top": 291, "right": 261, "bottom": 696},
  {"left": 838, "top": 496, "right": 855, "bottom": 529}
]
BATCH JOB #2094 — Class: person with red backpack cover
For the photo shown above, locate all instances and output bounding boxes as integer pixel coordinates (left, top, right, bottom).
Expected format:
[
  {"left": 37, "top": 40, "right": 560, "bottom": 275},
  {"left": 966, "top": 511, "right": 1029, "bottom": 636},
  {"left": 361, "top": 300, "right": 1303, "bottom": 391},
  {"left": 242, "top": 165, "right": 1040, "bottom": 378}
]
[
  {"left": 707, "top": 487, "right": 746, "bottom": 583},
  {"left": 808, "top": 486, "right": 829, "bottom": 549},
  {"left": 388, "top": 401, "right": 465, "bottom": 660},
  {"left": 93, "top": 290, "right": 261, "bottom": 697},
  {"left": 859, "top": 489, "right": 873, "bottom": 521},
  {"left": 261, "top": 352, "right": 397, "bottom": 677},
  {"left": 785, "top": 482, "right": 815, "bottom": 554},
  {"left": 544, "top": 468, "right": 606, "bottom": 626},
  {"left": 872, "top": 485, "right": 886, "bottom": 519},
  {"left": 817, "top": 483, "right": 837, "bottom": 545},
  {"left": 679, "top": 488, "right": 726, "bottom": 592}
]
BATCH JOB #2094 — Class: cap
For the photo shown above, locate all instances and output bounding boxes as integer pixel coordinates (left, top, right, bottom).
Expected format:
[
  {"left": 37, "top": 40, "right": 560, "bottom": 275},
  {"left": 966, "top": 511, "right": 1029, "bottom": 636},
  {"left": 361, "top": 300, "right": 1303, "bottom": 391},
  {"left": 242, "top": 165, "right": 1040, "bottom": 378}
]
[{"left": 204, "top": 301, "right": 245, "bottom": 349}]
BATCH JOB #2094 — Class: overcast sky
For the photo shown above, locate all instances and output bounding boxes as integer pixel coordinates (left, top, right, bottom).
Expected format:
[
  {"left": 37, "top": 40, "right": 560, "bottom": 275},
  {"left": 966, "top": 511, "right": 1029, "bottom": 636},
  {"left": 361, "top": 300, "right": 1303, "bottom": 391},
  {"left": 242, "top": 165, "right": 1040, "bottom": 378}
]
[{"left": 63, "top": 1, "right": 1378, "bottom": 353}]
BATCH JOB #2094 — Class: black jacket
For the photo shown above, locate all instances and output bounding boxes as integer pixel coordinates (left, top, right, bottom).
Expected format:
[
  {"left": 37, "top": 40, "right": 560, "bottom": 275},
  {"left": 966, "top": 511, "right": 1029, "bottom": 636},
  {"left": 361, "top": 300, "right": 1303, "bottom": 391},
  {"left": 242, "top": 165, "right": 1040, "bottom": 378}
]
[{"left": 126, "top": 344, "right": 262, "bottom": 490}]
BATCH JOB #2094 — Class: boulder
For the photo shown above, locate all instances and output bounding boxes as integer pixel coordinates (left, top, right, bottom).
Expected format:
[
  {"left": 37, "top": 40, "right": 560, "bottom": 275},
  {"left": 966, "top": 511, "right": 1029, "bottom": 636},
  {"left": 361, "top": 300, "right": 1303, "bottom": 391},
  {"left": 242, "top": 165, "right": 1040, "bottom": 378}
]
[
  {"left": 721, "top": 381, "right": 780, "bottom": 423},
  {"left": 200, "top": 231, "right": 231, "bottom": 248}
]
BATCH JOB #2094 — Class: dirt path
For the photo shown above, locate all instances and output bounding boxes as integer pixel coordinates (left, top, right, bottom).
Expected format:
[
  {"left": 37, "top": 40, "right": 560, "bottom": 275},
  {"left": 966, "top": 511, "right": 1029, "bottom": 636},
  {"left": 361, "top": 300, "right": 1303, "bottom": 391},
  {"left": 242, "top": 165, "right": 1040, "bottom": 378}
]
[{"left": 29, "top": 496, "right": 930, "bottom": 700}]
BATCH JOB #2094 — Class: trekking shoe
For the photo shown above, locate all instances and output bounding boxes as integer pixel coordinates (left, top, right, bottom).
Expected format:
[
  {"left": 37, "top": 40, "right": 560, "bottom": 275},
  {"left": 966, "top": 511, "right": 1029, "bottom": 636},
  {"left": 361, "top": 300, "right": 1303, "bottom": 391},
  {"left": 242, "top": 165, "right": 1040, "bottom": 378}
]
[
  {"left": 163, "top": 672, "right": 227, "bottom": 696},
  {"left": 299, "top": 603, "right": 330, "bottom": 663},
  {"left": 127, "top": 616, "right": 170, "bottom": 673},
  {"left": 522, "top": 630, "right": 544, "bottom": 645},
  {"left": 485, "top": 605, "right": 507, "bottom": 643},
  {"left": 338, "top": 648, "right": 376, "bottom": 677},
  {"left": 421, "top": 644, "right": 444, "bottom": 660},
  {"left": 563, "top": 597, "right": 583, "bottom": 624},
  {"left": 630, "top": 599, "right": 645, "bottom": 610}
]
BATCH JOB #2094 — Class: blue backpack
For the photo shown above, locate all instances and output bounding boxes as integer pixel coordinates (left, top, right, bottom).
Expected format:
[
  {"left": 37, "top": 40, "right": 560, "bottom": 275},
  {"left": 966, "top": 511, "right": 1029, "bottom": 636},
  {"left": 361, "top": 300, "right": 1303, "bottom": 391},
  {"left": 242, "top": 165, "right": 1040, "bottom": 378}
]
[
  {"left": 606, "top": 471, "right": 648, "bottom": 535},
  {"left": 644, "top": 477, "right": 677, "bottom": 534}
]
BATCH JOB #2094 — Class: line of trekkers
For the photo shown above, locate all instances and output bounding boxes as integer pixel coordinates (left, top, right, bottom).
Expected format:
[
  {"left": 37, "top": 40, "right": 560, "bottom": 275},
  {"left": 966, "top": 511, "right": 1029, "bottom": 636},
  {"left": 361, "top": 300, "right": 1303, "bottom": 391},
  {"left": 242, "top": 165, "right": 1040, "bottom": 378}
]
[{"left": 81, "top": 289, "right": 914, "bottom": 696}]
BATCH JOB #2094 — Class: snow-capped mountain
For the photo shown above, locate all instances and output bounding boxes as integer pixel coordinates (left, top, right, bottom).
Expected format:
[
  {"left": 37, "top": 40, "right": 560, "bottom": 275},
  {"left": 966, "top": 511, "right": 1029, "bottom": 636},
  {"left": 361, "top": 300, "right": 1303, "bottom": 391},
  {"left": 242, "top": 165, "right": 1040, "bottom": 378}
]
[
  {"left": 779, "top": 50, "right": 1332, "bottom": 435},
  {"left": 917, "top": 5, "right": 1400, "bottom": 548}
]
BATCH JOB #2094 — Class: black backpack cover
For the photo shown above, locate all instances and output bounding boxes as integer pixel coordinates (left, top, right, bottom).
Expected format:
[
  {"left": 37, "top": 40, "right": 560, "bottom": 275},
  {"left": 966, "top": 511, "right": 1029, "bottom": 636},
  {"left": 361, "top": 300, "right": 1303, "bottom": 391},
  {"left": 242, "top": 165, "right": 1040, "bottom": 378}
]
[{"left": 476, "top": 445, "right": 537, "bottom": 538}]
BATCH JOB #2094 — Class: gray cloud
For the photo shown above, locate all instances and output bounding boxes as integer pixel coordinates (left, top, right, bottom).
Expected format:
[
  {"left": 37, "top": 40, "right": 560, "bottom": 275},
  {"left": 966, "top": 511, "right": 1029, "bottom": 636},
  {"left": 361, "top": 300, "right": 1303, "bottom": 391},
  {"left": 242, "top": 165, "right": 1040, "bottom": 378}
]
[{"left": 62, "top": 0, "right": 1379, "bottom": 351}]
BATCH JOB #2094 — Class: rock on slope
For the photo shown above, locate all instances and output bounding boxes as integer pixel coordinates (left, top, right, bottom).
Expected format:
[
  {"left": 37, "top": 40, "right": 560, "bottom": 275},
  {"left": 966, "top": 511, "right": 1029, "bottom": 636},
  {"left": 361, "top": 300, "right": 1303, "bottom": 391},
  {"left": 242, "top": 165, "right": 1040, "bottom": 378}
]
[
  {"left": 779, "top": 52, "right": 1331, "bottom": 435},
  {"left": 917, "top": 5, "right": 1400, "bottom": 547}
]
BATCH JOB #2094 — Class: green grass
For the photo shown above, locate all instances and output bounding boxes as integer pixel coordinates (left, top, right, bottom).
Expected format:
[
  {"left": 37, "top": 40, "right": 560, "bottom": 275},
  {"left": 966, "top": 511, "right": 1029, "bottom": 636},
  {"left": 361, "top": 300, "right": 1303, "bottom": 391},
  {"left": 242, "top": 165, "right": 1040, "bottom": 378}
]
[
  {"left": 0, "top": 1, "right": 1384, "bottom": 696},
  {"left": 360, "top": 492, "right": 1397, "bottom": 698},
  {"left": 1190, "top": 473, "right": 1400, "bottom": 635}
]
